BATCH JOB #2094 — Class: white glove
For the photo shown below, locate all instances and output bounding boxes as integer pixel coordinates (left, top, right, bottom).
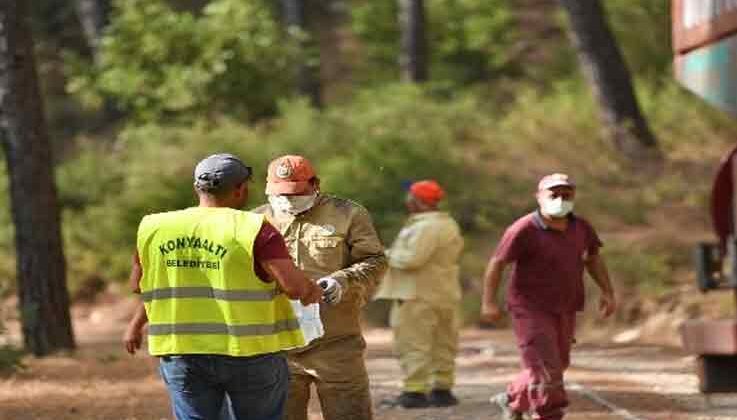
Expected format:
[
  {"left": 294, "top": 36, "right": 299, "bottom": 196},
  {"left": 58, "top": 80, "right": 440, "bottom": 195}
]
[{"left": 317, "top": 277, "right": 343, "bottom": 305}]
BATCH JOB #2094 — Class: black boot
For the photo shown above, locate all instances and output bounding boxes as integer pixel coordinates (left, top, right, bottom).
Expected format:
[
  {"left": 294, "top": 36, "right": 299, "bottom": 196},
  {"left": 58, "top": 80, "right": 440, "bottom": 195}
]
[
  {"left": 429, "top": 389, "right": 459, "bottom": 407},
  {"left": 397, "top": 391, "right": 430, "bottom": 408}
]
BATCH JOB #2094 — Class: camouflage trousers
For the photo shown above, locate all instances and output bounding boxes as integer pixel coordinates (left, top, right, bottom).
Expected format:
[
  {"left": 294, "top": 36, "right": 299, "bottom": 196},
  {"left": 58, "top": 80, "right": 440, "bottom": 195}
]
[{"left": 285, "top": 335, "right": 373, "bottom": 420}]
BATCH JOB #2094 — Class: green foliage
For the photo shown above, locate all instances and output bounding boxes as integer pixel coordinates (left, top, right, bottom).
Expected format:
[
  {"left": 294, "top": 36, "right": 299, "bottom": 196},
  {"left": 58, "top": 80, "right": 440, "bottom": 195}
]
[
  {"left": 56, "top": 142, "right": 130, "bottom": 285},
  {"left": 57, "top": 121, "right": 269, "bottom": 281},
  {"left": 604, "top": 0, "right": 672, "bottom": 81},
  {"left": 499, "top": 1, "right": 673, "bottom": 88},
  {"left": 605, "top": 243, "right": 674, "bottom": 295},
  {"left": 0, "top": 345, "right": 24, "bottom": 376},
  {"left": 350, "top": 0, "right": 398, "bottom": 82},
  {"left": 66, "top": 0, "right": 299, "bottom": 121},
  {"left": 0, "top": 320, "right": 24, "bottom": 376},
  {"left": 61, "top": 85, "right": 508, "bottom": 282},
  {"left": 270, "top": 86, "right": 511, "bottom": 238},
  {"left": 350, "top": 0, "right": 516, "bottom": 85},
  {"left": 0, "top": 162, "right": 15, "bottom": 296}
]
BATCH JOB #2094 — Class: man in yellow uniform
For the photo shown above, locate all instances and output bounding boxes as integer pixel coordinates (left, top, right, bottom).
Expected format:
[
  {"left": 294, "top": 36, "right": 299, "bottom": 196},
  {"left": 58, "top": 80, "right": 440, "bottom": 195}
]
[
  {"left": 374, "top": 180, "right": 464, "bottom": 408},
  {"left": 254, "top": 155, "right": 387, "bottom": 420},
  {"left": 123, "top": 153, "right": 323, "bottom": 420}
]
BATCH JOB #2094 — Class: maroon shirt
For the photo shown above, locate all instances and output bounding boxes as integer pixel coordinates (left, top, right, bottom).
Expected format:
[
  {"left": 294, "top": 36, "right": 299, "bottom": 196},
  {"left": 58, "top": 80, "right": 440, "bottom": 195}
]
[
  {"left": 252, "top": 222, "right": 292, "bottom": 281},
  {"left": 494, "top": 211, "right": 602, "bottom": 313}
]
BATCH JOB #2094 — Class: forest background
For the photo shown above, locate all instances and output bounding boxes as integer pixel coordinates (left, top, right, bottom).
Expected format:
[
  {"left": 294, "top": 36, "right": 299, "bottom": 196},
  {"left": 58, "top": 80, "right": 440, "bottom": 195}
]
[{"left": 2, "top": 0, "right": 737, "bottom": 358}]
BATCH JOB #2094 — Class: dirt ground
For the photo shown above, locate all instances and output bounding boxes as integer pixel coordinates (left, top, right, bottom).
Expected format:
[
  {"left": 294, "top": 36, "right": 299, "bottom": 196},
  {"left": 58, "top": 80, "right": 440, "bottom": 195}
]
[{"left": 1, "top": 297, "right": 737, "bottom": 420}]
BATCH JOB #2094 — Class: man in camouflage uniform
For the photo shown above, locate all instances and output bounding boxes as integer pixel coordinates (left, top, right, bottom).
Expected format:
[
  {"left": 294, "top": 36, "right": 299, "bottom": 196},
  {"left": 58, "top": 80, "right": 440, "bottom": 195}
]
[{"left": 254, "top": 155, "right": 387, "bottom": 420}]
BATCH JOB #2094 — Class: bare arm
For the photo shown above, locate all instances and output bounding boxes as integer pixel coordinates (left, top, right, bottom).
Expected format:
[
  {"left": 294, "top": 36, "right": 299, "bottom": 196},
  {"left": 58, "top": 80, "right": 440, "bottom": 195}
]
[
  {"left": 124, "top": 301, "right": 148, "bottom": 355},
  {"left": 129, "top": 251, "right": 142, "bottom": 293},
  {"left": 261, "top": 258, "right": 323, "bottom": 304},
  {"left": 585, "top": 254, "right": 613, "bottom": 294},
  {"left": 480, "top": 256, "right": 509, "bottom": 323},
  {"left": 124, "top": 252, "right": 147, "bottom": 354},
  {"left": 585, "top": 254, "right": 616, "bottom": 318}
]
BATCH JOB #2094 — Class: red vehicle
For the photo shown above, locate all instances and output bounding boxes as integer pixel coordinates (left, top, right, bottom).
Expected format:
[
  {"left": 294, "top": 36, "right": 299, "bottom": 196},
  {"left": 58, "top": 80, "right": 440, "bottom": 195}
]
[{"left": 673, "top": 0, "right": 737, "bottom": 395}]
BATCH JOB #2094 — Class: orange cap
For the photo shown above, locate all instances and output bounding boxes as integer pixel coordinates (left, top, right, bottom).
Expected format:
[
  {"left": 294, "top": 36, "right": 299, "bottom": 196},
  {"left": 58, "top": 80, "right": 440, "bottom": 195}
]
[
  {"left": 409, "top": 180, "right": 445, "bottom": 205},
  {"left": 265, "top": 155, "right": 317, "bottom": 195}
]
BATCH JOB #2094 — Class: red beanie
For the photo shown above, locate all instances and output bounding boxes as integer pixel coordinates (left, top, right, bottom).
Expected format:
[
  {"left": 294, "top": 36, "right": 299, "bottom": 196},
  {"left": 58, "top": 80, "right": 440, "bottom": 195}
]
[{"left": 409, "top": 180, "right": 445, "bottom": 205}]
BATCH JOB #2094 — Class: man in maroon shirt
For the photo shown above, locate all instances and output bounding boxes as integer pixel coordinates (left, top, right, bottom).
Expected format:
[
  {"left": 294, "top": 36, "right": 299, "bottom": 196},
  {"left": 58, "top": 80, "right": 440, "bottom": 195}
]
[{"left": 481, "top": 173, "right": 616, "bottom": 420}]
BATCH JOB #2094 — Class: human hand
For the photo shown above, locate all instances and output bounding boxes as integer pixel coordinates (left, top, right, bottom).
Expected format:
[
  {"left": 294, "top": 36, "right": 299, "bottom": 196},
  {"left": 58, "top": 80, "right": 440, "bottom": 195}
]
[
  {"left": 480, "top": 302, "right": 503, "bottom": 324},
  {"left": 123, "top": 324, "right": 143, "bottom": 355},
  {"left": 300, "top": 281, "right": 323, "bottom": 305},
  {"left": 598, "top": 293, "right": 616, "bottom": 319},
  {"left": 317, "top": 277, "right": 343, "bottom": 305}
]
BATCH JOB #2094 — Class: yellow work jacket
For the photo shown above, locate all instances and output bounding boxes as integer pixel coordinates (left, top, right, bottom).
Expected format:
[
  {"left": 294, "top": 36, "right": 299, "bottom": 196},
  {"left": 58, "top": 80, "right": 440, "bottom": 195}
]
[
  {"left": 137, "top": 207, "right": 303, "bottom": 356},
  {"left": 375, "top": 211, "right": 464, "bottom": 308}
]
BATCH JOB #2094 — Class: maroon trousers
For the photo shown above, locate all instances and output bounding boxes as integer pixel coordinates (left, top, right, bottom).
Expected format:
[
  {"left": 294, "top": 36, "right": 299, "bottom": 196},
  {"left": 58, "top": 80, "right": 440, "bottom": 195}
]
[{"left": 506, "top": 307, "right": 576, "bottom": 420}]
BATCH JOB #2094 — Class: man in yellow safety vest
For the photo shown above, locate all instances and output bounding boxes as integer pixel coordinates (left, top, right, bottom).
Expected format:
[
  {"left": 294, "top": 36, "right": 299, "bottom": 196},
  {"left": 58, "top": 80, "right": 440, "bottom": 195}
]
[{"left": 123, "top": 153, "right": 323, "bottom": 420}]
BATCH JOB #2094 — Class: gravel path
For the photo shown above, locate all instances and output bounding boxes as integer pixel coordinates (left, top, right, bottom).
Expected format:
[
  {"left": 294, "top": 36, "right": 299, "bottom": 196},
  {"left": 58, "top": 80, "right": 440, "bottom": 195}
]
[
  {"left": 1, "top": 311, "right": 736, "bottom": 420},
  {"left": 360, "top": 329, "right": 737, "bottom": 420}
]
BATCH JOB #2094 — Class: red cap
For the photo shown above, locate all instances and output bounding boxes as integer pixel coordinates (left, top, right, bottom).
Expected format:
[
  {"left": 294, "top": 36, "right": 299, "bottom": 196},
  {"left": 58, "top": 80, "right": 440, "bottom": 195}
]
[
  {"left": 409, "top": 180, "right": 445, "bottom": 205},
  {"left": 537, "top": 173, "right": 575, "bottom": 191},
  {"left": 266, "top": 155, "right": 317, "bottom": 195}
]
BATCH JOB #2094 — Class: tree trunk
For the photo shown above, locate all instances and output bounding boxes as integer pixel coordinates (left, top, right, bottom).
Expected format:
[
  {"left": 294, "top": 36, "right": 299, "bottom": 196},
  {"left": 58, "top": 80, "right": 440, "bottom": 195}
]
[
  {"left": 281, "top": 0, "right": 322, "bottom": 107},
  {"left": 0, "top": 0, "right": 76, "bottom": 356},
  {"left": 74, "top": 0, "right": 110, "bottom": 61},
  {"left": 558, "top": 0, "right": 659, "bottom": 160},
  {"left": 306, "top": 0, "right": 353, "bottom": 104},
  {"left": 398, "top": 0, "right": 428, "bottom": 82}
]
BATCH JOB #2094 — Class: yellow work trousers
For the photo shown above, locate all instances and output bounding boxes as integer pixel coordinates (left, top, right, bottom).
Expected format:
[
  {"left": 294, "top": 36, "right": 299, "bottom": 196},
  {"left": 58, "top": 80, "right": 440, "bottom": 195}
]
[
  {"left": 391, "top": 299, "right": 460, "bottom": 393},
  {"left": 285, "top": 335, "right": 373, "bottom": 420}
]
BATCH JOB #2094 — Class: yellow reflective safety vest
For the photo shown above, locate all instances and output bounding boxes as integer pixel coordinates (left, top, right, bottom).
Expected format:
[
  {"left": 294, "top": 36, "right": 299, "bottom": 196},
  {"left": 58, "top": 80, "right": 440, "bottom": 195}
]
[{"left": 137, "top": 207, "right": 304, "bottom": 357}]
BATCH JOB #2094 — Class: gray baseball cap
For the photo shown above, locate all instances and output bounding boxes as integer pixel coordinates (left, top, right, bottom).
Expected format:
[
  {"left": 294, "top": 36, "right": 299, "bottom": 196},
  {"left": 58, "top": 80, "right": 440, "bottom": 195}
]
[{"left": 193, "top": 153, "right": 252, "bottom": 193}]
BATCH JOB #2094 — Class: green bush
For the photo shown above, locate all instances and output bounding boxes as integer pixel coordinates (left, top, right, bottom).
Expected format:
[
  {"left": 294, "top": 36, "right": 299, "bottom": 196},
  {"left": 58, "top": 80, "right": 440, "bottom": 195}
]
[
  {"left": 271, "top": 85, "right": 515, "bottom": 239},
  {"left": 57, "top": 120, "right": 274, "bottom": 281},
  {"left": 66, "top": 0, "right": 299, "bottom": 122},
  {"left": 35, "top": 86, "right": 493, "bottom": 284},
  {"left": 0, "top": 161, "right": 15, "bottom": 295},
  {"left": 604, "top": 0, "right": 672, "bottom": 81},
  {"left": 58, "top": 85, "right": 511, "bottom": 282},
  {"left": 0, "top": 345, "right": 24, "bottom": 376},
  {"left": 0, "top": 320, "right": 24, "bottom": 375},
  {"left": 603, "top": 242, "right": 674, "bottom": 295},
  {"left": 350, "top": 0, "right": 516, "bottom": 86}
]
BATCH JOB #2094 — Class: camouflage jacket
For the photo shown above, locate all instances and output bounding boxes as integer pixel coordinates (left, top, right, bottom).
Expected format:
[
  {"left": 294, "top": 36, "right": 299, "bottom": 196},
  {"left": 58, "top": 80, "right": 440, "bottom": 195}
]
[{"left": 253, "top": 194, "right": 387, "bottom": 343}]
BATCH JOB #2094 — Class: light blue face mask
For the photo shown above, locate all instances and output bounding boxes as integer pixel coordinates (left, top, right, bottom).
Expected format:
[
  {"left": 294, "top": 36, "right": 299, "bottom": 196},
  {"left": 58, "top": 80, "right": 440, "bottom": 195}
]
[
  {"left": 541, "top": 197, "right": 574, "bottom": 218},
  {"left": 268, "top": 192, "right": 318, "bottom": 215}
]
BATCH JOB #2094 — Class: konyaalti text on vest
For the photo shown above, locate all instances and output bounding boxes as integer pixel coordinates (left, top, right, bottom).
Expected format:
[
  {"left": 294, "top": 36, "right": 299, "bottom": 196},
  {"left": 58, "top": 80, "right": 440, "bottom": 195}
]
[{"left": 157, "top": 236, "right": 229, "bottom": 270}]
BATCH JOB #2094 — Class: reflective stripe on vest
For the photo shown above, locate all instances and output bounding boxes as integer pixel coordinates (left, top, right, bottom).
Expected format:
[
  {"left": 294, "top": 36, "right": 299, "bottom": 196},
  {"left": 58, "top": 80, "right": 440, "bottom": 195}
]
[
  {"left": 148, "top": 319, "right": 301, "bottom": 336},
  {"left": 141, "top": 287, "right": 278, "bottom": 302},
  {"left": 137, "top": 207, "right": 304, "bottom": 356}
]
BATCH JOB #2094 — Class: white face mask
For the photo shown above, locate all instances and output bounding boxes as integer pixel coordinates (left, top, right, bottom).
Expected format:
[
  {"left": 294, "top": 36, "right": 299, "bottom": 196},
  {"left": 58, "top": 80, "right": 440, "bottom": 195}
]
[
  {"left": 540, "top": 197, "right": 574, "bottom": 218},
  {"left": 268, "top": 193, "right": 318, "bottom": 215}
]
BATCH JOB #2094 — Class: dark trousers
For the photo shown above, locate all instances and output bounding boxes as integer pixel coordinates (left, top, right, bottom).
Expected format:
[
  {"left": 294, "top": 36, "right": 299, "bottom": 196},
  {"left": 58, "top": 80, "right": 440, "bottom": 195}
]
[{"left": 159, "top": 353, "right": 288, "bottom": 420}]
